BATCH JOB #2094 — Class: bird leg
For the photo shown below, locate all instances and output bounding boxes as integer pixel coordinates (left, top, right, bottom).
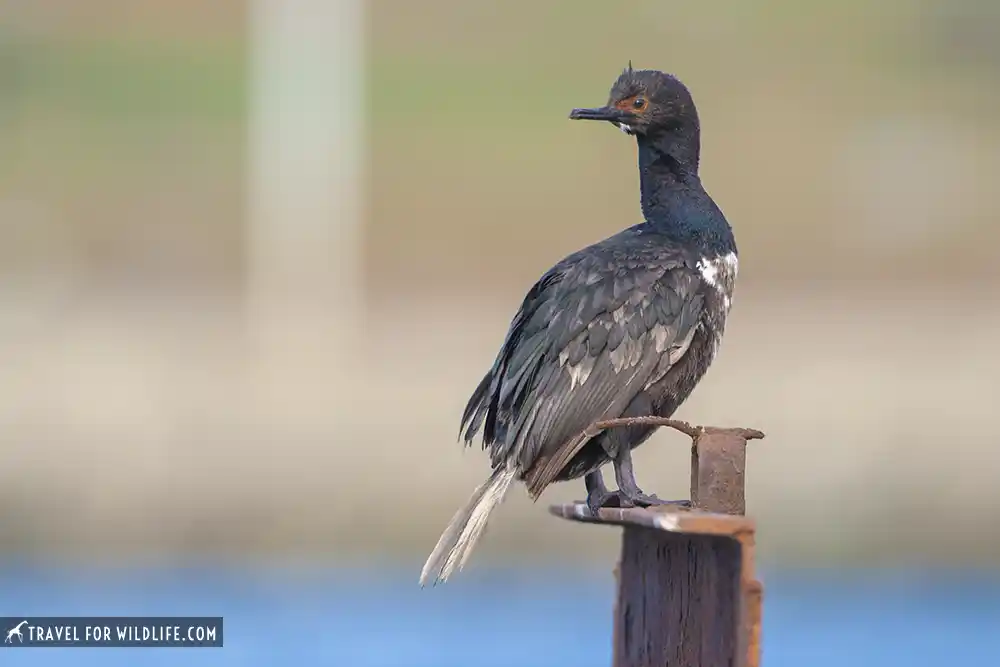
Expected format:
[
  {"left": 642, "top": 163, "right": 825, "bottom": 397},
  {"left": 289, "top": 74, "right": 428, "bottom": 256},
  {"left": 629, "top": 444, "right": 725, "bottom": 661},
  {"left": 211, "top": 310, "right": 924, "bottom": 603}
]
[
  {"left": 612, "top": 444, "right": 677, "bottom": 508},
  {"left": 584, "top": 464, "right": 686, "bottom": 514},
  {"left": 584, "top": 470, "right": 621, "bottom": 515},
  {"left": 584, "top": 435, "right": 691, "bottom": 514}
]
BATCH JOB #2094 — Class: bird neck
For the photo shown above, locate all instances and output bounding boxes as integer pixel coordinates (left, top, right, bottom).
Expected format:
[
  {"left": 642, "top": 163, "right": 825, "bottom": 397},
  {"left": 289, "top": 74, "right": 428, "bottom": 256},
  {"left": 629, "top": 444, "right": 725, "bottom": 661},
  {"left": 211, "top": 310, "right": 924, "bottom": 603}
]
[
  {"left": 636, "top": 127, "right": 701, "bottom": 199},
  {"left": 636, "top": 130, "right": 734, "bottom": 254}
]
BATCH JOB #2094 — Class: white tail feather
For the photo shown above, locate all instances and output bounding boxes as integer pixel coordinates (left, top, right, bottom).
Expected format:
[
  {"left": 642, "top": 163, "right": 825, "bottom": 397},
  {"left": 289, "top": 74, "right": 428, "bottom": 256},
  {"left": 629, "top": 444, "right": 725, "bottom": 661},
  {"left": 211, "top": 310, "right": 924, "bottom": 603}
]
[{"left": 419, "top": 465, "right": 518, "bottom": 586}]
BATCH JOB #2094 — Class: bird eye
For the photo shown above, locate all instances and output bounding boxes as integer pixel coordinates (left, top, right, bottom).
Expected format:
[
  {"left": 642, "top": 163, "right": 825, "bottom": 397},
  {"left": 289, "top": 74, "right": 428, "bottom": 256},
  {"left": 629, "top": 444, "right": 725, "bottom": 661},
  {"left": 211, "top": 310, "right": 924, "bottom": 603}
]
[{"left": 632, "top": 97, "right": 646, "bottom": 110}]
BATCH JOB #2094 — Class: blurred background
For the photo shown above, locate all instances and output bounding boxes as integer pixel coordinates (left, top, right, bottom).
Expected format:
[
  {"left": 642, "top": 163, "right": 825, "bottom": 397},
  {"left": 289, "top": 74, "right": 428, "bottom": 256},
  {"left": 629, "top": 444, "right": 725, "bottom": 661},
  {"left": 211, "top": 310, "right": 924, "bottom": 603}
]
[{"left": 2, "top": 0, "right": 999, "bottom": 665}]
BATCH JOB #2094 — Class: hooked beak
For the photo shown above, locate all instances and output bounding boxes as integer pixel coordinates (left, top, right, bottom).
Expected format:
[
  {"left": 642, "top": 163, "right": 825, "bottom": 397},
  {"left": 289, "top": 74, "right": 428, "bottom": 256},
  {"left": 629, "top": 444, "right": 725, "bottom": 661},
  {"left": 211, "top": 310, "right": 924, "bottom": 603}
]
[{"left": 569, "top": 106, "right": 633, "bottom": 123}]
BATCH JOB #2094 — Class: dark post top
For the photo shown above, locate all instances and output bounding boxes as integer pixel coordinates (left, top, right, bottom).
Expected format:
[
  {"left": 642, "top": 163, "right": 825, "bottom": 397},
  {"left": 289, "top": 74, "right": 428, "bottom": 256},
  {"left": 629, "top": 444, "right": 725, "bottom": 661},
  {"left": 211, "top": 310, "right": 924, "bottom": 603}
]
[{"left": 550, "top": 419, "right": 764, "bottom": 667}]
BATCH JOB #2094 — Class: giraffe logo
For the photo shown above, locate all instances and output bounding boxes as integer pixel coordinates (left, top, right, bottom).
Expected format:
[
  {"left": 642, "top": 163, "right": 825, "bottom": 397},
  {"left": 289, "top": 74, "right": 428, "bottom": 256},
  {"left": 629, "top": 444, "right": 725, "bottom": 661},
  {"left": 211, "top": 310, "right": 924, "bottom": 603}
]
[{"left": 5, "top": 620, "right": 28, "bottom": 644}]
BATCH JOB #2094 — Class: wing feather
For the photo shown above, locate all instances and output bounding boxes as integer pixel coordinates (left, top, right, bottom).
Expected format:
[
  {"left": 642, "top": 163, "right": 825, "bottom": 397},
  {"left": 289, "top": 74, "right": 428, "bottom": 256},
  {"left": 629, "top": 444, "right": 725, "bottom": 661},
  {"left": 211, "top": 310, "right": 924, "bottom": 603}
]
[{"left": 460, "top": 228, "right": 706, "bottom": 496}]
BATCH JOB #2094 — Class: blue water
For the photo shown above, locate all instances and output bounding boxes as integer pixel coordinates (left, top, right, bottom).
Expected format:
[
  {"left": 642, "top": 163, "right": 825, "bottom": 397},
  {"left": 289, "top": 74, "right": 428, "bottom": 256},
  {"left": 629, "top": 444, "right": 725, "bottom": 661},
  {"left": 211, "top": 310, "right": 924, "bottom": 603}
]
[{"left": 2, "top": 565, "right": 999, "bottom": 666}]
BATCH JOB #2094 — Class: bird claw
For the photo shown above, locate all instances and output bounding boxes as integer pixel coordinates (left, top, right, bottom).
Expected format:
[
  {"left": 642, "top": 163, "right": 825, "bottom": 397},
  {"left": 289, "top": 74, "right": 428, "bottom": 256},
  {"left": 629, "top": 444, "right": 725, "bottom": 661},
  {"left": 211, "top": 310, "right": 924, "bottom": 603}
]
[
  {"left": 585, "top": 490, "right": 623, "bottom": 515},
  {"left": 586, "top": 487, "right": 691, "bottom": 515},
  {"left": 625, "top": 491, "right": 670, "bottom": 507},
  {"left": 625, "top": 492, "right": 692, "bottom": 509},
  {"left": 585, "top": 490, "right": 666, "bottom": 513}
]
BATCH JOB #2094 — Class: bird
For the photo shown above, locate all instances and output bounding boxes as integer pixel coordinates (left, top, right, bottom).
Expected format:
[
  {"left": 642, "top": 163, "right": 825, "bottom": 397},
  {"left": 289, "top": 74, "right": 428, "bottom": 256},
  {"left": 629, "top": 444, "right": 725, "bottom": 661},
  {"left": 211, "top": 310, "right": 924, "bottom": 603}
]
[{"left": 420, "top": 64, "right": 738, "bottom": 587}]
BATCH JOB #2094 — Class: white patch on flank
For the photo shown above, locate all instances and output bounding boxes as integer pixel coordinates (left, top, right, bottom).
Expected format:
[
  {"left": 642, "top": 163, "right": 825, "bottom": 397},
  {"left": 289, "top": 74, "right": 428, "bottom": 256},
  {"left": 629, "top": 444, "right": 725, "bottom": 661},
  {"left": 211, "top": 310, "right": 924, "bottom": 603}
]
[
  {"left": 722, "top": 251, "right": 739, "bottom": 275},
  {"left": 699, "top": 260, "right": 719, "bottom": 287},
  {"left": 696, "top": 251, "right": 739, "bottom": 311}
]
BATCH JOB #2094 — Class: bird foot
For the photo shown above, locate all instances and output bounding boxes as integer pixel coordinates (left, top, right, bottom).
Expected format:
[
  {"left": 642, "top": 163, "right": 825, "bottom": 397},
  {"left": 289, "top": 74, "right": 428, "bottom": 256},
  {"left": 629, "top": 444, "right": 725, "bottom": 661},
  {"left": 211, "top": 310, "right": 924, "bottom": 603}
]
[
  {"left": 627, "top": 491, "right": 673, "bottom": 507},
  {"left": 585, "top": 489, "right": 623, "bottom": 515},
  {"left": 585, "top": 490, "right": 689, "bottom": 515}
]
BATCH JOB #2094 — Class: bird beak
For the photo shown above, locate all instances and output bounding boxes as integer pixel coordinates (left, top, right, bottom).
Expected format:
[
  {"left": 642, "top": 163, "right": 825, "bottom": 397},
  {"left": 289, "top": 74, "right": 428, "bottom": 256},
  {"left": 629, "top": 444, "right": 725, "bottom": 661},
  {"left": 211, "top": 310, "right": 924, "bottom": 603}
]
[{"left": 569, "top": 106, "right": 633, "bottom": 123}]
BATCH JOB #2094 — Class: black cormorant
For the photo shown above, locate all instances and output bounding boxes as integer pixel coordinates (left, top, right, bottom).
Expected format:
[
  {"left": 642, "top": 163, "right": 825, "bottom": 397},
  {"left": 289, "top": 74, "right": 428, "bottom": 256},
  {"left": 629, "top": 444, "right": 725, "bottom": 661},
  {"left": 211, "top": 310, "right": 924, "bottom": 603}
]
[{"left": 421, "top": 65, "right": 739, "bottom": 586}]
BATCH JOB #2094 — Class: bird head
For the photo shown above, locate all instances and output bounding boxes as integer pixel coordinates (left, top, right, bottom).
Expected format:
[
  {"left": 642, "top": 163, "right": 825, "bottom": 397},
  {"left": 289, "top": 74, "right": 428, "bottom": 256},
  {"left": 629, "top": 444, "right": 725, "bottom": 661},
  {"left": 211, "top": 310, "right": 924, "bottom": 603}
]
[{"left": 569, "top": 63, "right": 698, "bottom": 138}]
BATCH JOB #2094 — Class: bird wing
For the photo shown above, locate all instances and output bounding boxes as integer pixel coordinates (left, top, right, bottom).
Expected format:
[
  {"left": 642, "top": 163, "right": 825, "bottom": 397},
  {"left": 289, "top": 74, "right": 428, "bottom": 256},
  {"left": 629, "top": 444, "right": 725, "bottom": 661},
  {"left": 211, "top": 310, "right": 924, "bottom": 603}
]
[{"left": 460, "top": 235, "right": 705, "bottom": 498}]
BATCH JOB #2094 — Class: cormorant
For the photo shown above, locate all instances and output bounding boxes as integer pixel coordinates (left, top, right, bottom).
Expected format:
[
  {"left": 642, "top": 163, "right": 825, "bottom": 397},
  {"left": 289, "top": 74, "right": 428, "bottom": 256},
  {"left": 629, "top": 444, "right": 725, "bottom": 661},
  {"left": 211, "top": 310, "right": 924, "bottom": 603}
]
[{"left": 420, "top": 65, "right": 738, "bottom": 586}]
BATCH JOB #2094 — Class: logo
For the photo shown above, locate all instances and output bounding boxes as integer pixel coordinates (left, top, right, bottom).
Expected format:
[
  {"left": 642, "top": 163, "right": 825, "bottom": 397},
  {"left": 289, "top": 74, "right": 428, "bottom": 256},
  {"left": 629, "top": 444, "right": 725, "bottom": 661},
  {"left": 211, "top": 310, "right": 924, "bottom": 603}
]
[
  {"left": 0, "top": 617, "right": 223, "bottom": 648},
  {"left": 5, "top": 621, "right": 28, "bottom": 644}
]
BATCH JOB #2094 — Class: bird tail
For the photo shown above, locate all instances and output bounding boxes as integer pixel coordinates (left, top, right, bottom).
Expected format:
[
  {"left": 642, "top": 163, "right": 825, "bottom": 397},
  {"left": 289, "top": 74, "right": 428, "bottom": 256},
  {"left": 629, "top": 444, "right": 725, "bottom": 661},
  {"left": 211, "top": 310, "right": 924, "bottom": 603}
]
[{"left": 419, "top": 464, "right": 518, "bottom": 587}]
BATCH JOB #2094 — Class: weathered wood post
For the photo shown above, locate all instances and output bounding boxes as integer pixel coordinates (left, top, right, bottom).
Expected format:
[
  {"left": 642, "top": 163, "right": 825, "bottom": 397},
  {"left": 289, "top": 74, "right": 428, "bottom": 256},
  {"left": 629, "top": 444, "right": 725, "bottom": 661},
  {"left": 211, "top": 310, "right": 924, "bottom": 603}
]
[{"left": 550, "top": 418, "right": 765, "bottom": 667}]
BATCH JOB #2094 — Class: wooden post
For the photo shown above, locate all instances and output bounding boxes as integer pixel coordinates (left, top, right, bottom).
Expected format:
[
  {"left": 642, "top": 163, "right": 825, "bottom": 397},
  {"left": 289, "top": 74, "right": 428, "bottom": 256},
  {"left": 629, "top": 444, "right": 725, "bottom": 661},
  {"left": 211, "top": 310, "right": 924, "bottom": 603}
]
[{"left": 550, "top": 424, "right": 764, "bottom": 667}]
